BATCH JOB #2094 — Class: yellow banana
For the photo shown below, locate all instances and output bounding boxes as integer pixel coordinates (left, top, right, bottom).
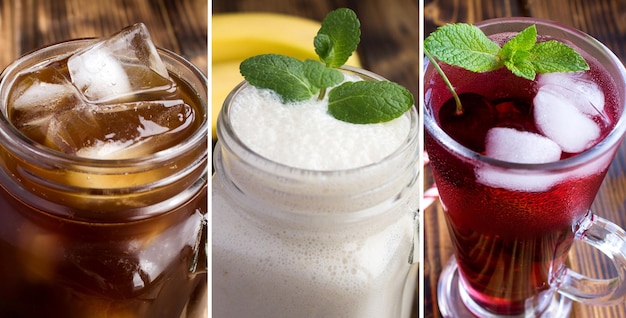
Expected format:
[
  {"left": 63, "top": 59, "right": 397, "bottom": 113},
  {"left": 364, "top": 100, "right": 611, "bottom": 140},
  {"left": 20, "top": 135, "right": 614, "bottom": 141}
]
[{"left": 212, "top": 12, "right": 361, "bottom": 139}]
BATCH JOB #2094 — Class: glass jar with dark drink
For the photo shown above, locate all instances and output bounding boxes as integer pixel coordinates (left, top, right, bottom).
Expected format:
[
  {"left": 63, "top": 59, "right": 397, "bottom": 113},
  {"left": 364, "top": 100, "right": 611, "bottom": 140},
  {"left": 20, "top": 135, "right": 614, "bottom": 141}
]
[{"left": 0, "top": 24, "right": 207, "bottom": 318}]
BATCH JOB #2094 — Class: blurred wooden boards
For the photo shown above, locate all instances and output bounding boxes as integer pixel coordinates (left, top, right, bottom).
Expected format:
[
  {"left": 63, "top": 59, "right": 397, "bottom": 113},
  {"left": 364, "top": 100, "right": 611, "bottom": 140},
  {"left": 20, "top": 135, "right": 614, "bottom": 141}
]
[{"left": 0, "top": 0, "right": 207, "bottom": 74}]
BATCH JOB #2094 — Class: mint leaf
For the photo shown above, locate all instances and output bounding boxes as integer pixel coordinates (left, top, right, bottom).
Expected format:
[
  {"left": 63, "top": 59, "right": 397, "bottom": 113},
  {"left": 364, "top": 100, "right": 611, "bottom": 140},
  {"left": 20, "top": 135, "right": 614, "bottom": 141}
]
[
  {"left": 500, "top": 25, "right": 537, "bottom": 60},
  {"left": 328, "top": 81, "right": 414, "bottom": 124},
  {"left": 500, "top": 26, "right": 538, "bottom": 80},
  {"left": 240, "top": 54, "right": 315, "bottom": 102},
  {"left": 424, "top": 22, "right": 591, "bottom": 113},
  {"left": 315, "top": 8, "right": 360, "bottom": 68},
  {"left": 528, "top": 40, "right": 589, "bottom": 74},
  {"left": 425, "top": 23, "right": 590, "bottom": 81},
  {"left": 505, "top": 58, "right": 536, "bottom": 80},
  {"left": 239, "top": 8, "right": 414, "bottom": 124},
  {"left": 303, "top": 59, "right": 343, "bottom": 89},
  {"left": 424, "top": 23, "right": 502, "bottom": 72}
]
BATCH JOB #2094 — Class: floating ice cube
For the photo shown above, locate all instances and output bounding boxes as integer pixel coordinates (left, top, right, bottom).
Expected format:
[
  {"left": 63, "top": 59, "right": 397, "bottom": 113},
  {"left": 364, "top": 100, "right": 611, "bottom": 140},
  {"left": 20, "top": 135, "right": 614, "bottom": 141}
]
[
  {"left": 476, "top": 127, "right": 564, "bottom": 192},
  {"left": 10, "top": 67, "right": 85, "bottom": 141},
  {"left": 47, "top": 99, "right": 193, "bottom": 159},
  {"left": 67, "top": 23, "right": 172, "bottom": 103},
  {"left": 484, "top": 127, "right": 561, "bottom": 163},
  {"left": 476, "top": 166, "right": 565, "bottom": 192},
  {"left": 537, "top": 72, "right": 605, "bottom": 116},
  {"left": 533, "top": 86, "right": 601, "bottom": 153}
]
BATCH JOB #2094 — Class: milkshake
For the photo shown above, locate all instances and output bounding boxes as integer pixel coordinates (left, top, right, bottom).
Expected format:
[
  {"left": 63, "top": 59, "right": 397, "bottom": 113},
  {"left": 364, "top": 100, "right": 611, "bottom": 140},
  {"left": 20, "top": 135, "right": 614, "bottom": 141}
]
[
  {"left": 212, "top": 9, "right": 419, "bottom": 316},
  {"left": 212, "top": 66, "right": 419, "bottom": 318}
]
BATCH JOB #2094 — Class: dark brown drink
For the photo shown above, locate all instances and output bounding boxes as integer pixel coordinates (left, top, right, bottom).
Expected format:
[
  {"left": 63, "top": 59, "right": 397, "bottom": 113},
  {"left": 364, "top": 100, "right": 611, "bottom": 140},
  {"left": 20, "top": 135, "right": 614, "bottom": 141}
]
[{"left": 0, "top": 24, "right": 208, "bottom": 318}]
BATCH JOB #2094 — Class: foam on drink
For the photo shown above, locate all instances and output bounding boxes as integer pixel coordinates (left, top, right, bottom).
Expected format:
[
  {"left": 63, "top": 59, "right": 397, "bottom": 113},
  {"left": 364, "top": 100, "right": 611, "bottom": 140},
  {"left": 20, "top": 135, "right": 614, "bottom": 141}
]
[
  {"left": 229, "top": 74, "right": 411, "bottom": 171},
  {"left": 214, "top": 70, "right": 418, "bottom": 317},
  {"left": 213, "top": 193, "right": 416, "bottom": 317}
]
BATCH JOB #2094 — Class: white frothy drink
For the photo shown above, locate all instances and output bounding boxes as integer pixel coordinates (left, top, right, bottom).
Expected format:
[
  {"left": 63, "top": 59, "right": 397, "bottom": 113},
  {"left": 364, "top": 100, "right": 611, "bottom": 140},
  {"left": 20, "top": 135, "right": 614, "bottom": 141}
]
[
  {"left": 229, "top": 73, "right": 411, "bottom": 170},
  {"left": 213, "top": 71, "right": 419, "bottom": 317}
]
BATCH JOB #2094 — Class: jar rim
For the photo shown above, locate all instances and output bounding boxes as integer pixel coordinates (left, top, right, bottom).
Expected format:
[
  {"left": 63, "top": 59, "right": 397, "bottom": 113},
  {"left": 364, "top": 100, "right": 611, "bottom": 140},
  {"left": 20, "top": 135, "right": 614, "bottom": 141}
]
[
  {"left": 0, "top": 38, "right": 208, "bottom": 169},
  {"left": 216, "top": 65, "right": 420, "bottom": 178}
]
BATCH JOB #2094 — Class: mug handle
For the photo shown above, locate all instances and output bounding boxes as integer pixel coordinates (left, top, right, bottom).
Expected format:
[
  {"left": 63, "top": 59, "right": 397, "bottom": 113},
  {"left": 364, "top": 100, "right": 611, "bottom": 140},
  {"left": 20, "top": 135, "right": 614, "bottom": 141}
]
[{"left": 557, "top": 211, "right": 626, "bottom": 305}]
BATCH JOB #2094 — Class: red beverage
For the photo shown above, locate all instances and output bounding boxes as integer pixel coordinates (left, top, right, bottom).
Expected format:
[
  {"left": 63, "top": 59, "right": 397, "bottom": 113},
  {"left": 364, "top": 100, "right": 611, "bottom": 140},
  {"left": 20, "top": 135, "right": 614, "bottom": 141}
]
[{"left": 425, "top": 23, "right": 623, "bottom": 315}]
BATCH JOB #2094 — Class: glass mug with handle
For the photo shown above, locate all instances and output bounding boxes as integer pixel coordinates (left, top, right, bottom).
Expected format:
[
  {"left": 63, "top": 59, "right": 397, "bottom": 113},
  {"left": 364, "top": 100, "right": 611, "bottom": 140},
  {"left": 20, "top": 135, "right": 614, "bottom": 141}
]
[{"left": 424, "top": 17, "right": 626, "bottom": 317}]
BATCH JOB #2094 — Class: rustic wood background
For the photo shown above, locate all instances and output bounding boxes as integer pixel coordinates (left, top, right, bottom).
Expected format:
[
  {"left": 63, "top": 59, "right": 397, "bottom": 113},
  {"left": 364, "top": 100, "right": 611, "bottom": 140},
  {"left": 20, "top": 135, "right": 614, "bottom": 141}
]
[
  {"left": 424, "top": 0, "right": 626, "bottom": 317},
  {"left": 0, "top": 0, "right": 207, "bottom": 75}
]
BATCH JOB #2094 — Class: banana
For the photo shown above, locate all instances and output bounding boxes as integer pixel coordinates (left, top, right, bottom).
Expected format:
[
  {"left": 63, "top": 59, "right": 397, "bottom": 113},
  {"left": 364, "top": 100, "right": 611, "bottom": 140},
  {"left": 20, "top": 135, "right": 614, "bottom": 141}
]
[{"left": 212, "top": 12, "right": 361, "bottom": 139}]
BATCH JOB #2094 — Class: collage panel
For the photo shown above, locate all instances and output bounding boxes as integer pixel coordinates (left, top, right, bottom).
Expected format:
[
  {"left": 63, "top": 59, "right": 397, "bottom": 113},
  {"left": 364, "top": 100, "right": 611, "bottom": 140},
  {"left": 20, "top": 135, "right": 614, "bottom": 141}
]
[
  {"left": 212, "top": 1, "right": 420, "bottom": 317},
  {"left": 211, "top": 0, "right": 626, "bottom": 318},
  {"left": 423, "top": 0, "right": 626, "bottom": 317},
  {"left": 0, "top": 1, "right": 208, "bottom": 317}
]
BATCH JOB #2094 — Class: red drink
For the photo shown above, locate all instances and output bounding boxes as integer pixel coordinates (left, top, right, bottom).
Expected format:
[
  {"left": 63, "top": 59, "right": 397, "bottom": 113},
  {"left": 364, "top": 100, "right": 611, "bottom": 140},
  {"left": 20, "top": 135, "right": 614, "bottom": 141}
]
[{"left": 425, "top": 20, "right": 623, "bottom": 316}]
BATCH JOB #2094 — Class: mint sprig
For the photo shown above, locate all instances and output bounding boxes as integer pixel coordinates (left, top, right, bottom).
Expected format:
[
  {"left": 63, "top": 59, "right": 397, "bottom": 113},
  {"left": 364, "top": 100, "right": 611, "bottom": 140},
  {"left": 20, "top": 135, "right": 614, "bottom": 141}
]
[
  {"left": 328, "top": 81, "right": 415, "bottom": 124},
  {"left": 424, "top": 23, "right": 589, "bottom": 113},
  {"left": 239, "top": 8, "right": 414, "bottom": 124},
  {"left": 315, "top": 8, "right": 361, "bottom": 68}
]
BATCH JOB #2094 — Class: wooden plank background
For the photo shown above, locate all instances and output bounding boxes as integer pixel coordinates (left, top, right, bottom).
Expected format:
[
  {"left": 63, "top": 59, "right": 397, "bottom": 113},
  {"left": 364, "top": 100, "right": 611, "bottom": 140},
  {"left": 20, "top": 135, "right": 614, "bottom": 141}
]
[{"left": 0, "top": 0, "right": 207, "bottom": 75}]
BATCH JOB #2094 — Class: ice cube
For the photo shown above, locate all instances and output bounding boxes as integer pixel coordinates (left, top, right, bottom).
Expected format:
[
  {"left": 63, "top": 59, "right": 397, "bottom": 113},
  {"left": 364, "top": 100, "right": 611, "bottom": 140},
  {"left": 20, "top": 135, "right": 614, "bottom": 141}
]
[
  {"left": 484, "top": 127, "right": 561, "bottom": 163},
  {"left": 537, "top": 72, "right": 605, "bottom": 116},
  {"left": 533, "top": 86, "right": 601, "bottom": 153},
  {"left": 476, "top": 128, "right": 564, "bottom": 191},
  {"left": 67, "top": 23, "right": 172, "bottom": 103},
  {"left": 476, "top": 166, "right": 565, "bottom": 192},
  {"left": 46, "top": 99, "right": 194, "bottom": 159},
  {"left": 10, "top": 67, "right": 85, "bottom": 142}
]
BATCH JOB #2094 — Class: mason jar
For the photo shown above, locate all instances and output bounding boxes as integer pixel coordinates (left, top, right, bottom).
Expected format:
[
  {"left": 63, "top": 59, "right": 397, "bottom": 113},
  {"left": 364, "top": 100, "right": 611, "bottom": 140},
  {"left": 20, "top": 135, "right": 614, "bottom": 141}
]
[
  {"left": 213, "top": 66, "right": 420, "bottom": 318},
  {"left": 0, "top": 39, "right": 208, "bottom": 318}
]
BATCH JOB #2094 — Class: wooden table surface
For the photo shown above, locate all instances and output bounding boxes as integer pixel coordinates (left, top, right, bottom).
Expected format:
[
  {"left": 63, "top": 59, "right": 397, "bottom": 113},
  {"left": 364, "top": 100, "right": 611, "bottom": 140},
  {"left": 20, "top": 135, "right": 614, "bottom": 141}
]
[
  {"left": 424, "top": 0, "right": 626, "bottom": 317},
  {"left": 0, "top": 0, "right": 207, "bottom": 75}
]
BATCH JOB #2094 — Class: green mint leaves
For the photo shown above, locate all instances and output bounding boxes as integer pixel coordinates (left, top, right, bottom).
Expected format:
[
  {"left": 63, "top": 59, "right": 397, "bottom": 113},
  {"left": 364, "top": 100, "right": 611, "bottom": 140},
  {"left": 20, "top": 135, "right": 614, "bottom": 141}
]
[
  {"left": 424, "top": 23, "right": 589, "bottom": 81},
  {"left": 424, "top": 23, "right": 502, "bottom": 73},
  {"left": 328, "top": 81, "right": 415, "bottom": 124},
  {"left": 240, "top": 54, "right": 327, "bottom": 102},
  {"left": 239, "top": 8, "right": 414, "bottom": 124},
  {"left": 315, "top": 8, "right": 361, "bottom": 68}
]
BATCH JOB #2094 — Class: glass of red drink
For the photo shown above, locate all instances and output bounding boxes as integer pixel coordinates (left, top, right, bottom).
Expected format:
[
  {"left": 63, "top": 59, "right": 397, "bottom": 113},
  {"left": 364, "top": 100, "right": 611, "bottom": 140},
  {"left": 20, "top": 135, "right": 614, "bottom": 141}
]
[{"left": 425, "top": 18, "right": 626, "bottom": 317}]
